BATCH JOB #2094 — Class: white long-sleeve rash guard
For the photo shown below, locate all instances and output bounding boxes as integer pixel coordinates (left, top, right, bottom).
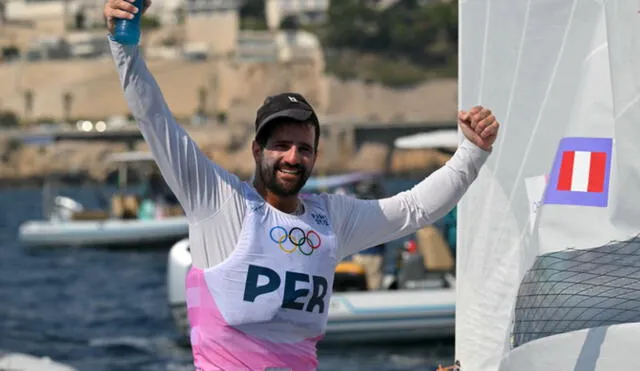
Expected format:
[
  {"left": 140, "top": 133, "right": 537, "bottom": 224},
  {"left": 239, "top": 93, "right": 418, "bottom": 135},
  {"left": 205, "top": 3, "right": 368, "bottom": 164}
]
[{"left": 110, "top": 38, "right": 491, "bottom": 269}]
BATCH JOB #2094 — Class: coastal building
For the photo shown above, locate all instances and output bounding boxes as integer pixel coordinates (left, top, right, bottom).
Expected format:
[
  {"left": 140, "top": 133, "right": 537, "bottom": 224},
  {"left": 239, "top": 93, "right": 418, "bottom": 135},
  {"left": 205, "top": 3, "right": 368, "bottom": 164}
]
[{"left": 265, "top": 0, "right": 328, "bottom": 30}]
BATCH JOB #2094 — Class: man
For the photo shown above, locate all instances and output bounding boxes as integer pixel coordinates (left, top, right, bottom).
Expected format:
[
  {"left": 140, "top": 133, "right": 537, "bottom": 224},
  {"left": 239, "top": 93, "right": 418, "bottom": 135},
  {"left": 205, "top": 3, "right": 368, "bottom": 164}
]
[{"left": 104, "top": 1, "right": 500, "bottom": 369}]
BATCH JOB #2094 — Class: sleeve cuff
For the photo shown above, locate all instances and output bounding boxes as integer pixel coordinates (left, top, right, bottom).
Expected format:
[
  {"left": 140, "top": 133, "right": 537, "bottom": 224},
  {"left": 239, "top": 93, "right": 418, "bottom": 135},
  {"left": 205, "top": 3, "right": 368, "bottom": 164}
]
[
  {"left": 459, "top": 138, "right": 491, "bottom": 168},
  {"left": 107, "top": 34, "right": 139, "bottom": 58}
]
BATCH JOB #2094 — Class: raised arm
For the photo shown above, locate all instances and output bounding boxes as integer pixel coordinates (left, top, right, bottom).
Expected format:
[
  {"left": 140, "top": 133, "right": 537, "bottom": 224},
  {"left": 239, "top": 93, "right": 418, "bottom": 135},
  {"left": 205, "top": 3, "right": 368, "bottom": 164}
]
[
  {"left": 329, "top": 106, "right": 498, "bottom": 259},
  {"left": 104, "top": 0, "right": 242, "bottom": 222},
  {"left": 329, "top": 139, "right": 489, "bottom": 259}
]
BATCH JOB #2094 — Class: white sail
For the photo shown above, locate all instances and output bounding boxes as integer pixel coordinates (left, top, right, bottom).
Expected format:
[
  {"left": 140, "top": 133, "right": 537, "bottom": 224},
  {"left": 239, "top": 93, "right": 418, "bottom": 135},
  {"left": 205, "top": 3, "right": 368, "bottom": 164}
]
[{"left": 457, "top": 0, "right": 640, "bottom": 370}]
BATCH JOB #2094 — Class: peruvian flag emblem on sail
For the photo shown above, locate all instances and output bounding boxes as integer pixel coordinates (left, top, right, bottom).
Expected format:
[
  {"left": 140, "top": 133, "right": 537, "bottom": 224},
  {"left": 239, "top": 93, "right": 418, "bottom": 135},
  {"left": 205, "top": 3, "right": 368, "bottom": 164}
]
[
  {"left": 544, "top": 137, "right": 613, "bottom": 207},
  {"left": 557, "top": 150, "right": 607, "bottom": 192}
]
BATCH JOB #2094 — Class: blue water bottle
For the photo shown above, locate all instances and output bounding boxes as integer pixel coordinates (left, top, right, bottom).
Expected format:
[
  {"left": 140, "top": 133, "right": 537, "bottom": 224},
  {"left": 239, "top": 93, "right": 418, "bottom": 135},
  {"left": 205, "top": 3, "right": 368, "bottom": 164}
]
[{"left": 112, "top": 0, "right": 144, "bottom": 45}]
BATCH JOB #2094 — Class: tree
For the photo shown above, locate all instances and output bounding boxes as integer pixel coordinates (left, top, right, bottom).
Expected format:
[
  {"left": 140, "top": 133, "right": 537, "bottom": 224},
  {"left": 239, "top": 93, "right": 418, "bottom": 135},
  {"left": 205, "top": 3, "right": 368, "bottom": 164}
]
[
  {"left": 174, "top": 7, "right": 185, "bottom": 25},
  {"left": 0, "top": 110, "right": 19, "bottom": 128},
  {"left": 0, "top": 1, "right": 6, "bottom": 26},
  {"left": 323, "top": 0, "right": 458, "bottom": 63},
  {"left": 197, "top": 86, "right": 208, "bottom": 116},
  {"left": 315, "top": 0, "right": 460, "bottom": 85},
  {"left": 75, "top": 9, "right": 86, "bottom": 30},
  {"left": 240, "top": 0, "right": 265, "bottom": 19},
  {"left": 325, "top": 0, "right": 379, "bottom": 50},
  {"left": 240, "top": 0, "right": 267, "bottom": 30},
  {"left": 62, "top": 91, "right": 73, "bottom": 122},
  {"left": 23, "top": 90, "right": 34, "bottom": 123},
  {"left": 279, "top": 15, "right": 299, "bottom": 30},
  {"left": 140, "top": 15, "right": 161, "bottom": 30}
]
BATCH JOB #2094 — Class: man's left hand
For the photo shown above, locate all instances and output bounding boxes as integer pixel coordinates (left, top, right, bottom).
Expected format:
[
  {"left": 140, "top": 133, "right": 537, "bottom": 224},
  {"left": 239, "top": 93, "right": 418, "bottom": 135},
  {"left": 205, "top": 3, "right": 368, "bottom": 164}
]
[{"left": 458, "top": 106, "right": 500, "bottom": 151}]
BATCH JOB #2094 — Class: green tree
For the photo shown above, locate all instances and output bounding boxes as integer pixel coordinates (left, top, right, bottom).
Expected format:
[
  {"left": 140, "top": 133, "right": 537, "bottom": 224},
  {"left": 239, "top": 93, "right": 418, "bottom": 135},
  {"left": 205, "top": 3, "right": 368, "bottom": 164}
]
[
  {"left": 141, "top": 15, "right": 161, "bottom": 30},
  {"left": 240, "top": 0, "right": 267, "bottom": 30},
  {"left": 197, "top": 86, "right": 208, "bottom": 116},
  {"left": 318, "top": 0, "right": 460, "bottom": 86},
  {"left": 240, "top": 0, "right": 265, "bottom": 19},
  {"left": 62, "top": 91, "right": 73, "bottom": 122},
  {"left": 0, "top": 110, "right": 19, "bottom": 128},
  {"left": 23, "top": 90, "right": 34, "bottom": 122},
  {"left": 279, "top": 15, "right": 299, "bottom": 30},
  {"left": 325, "top": 0, "right": 379, "bottom": 50}
]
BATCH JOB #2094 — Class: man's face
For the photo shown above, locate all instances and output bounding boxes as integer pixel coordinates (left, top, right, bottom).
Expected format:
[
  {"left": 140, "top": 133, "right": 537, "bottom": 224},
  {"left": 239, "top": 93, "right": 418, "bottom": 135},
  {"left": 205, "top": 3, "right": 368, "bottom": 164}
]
[{"left": 254, "top": 122, "right": 317, "bottom": 197}]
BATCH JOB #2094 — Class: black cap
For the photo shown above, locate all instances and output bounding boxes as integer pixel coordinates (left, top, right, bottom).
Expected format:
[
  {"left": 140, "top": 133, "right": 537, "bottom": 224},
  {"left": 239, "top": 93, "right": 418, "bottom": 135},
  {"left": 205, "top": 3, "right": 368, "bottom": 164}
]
[{"left": 254, "top": 92, "right": 319, "bottom": 138}]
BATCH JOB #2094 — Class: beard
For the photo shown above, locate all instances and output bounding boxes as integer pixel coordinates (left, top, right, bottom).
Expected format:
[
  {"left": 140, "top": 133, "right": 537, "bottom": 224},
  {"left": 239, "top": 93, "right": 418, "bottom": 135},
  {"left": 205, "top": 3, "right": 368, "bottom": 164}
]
[{"left": 259, "top": 159, "right": 311, "bottom": 197}]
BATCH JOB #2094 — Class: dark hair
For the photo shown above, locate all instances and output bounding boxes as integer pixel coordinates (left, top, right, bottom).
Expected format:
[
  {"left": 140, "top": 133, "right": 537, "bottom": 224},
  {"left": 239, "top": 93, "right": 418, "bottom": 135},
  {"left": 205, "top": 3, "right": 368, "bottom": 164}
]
[{"left": 255, "top": 117, "right": 320, "bottom": 151}]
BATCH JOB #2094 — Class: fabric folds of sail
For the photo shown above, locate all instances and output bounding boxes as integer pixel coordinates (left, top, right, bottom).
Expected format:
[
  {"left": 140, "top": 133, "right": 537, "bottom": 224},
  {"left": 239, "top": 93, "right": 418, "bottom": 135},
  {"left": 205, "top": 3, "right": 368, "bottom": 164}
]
[{"left": 457, "top": 1, "right": 640, "bottom": 370}]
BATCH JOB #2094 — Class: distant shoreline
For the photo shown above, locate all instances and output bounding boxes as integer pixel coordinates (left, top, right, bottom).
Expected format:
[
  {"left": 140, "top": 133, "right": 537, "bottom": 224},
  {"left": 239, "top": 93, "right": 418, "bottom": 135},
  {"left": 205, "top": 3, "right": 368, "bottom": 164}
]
[{"left": 0, "top": 176, "right": 97, "bottom": 190}]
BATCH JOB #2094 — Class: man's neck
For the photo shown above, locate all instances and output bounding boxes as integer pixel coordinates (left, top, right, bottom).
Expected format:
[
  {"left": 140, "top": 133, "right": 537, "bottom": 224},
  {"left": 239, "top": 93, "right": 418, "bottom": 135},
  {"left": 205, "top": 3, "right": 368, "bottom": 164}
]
[{"left": 253, "top": 180, "right": 302, "bottom": 214}]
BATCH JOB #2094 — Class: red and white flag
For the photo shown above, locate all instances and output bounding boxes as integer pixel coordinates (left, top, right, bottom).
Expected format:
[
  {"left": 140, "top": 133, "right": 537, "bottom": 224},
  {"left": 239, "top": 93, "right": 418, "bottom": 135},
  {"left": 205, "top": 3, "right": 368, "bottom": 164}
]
[
  {"left": 556, "top": 150, "right": 607, "bottom": 193},
  {"left": 544, "top": 137, "right": 612, "bottom": 207}
]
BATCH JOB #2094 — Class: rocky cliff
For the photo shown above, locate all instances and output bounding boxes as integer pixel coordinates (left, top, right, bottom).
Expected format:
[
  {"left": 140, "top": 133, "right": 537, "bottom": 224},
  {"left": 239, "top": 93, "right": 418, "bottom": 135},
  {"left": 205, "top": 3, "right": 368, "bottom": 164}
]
[{"left": 0, "top": 55, "right": 457, "bottom": 187}]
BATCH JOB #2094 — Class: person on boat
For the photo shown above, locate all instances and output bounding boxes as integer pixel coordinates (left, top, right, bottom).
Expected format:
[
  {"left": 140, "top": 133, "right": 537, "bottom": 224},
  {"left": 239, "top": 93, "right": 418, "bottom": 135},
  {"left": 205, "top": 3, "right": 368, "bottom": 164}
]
[
  {"left": 138, "top": 171, "right": 177, "bottom": 219},
  {"left": 104, "top": 1, "right": 500, "bottom": 369}
]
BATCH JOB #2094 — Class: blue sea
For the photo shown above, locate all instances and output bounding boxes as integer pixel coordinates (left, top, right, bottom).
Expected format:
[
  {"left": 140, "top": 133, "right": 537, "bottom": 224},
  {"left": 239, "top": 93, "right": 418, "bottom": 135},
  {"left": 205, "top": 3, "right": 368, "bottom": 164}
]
[{"left": 0, "top": 186, "right": 455, "bottom": 371}]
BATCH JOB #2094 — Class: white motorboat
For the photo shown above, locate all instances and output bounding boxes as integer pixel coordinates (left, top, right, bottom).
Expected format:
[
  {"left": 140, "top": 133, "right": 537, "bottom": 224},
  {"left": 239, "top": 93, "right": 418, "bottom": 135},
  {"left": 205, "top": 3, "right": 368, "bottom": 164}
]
[
  {"left": 0, "top": 350, "right": 76, "bottom": 371},
  {"left": 394, "top": 129, "right": 460, "bottom": 151},
  {"left": 18, "top": 152, "right": 188, "bottom": 248},
  {"left": 167, "top": 238, "right": 456, "bottom": 345},
  {"left": 166, "top": 172, "right": 457, "bottom": 345},
  {"left": 19, "top": 212, "right": 189, "bottom": 248}
]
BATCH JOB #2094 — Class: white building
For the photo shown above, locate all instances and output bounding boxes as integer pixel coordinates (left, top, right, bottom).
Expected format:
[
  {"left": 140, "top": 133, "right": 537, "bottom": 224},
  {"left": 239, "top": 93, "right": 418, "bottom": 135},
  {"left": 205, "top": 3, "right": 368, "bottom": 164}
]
[
  {"left": 265, "top": 0, "right": 328, "bottom": 30},
  {"left": 236, "top": 29, "right": 322, "bottom": 63}
]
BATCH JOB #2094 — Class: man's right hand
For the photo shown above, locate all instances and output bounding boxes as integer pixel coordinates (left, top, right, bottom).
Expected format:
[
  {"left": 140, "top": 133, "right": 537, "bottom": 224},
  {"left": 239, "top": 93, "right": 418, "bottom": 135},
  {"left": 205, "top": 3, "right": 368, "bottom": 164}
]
[{"left": 104, "top": 0, "right": 151, "bottom": 34}]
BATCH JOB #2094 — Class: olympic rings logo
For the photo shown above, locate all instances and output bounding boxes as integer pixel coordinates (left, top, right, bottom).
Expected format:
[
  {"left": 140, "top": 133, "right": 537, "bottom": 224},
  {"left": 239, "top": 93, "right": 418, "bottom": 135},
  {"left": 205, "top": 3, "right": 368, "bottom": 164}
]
[{"left": 269, "top": 226, "right": 322, "bottom": 256}]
